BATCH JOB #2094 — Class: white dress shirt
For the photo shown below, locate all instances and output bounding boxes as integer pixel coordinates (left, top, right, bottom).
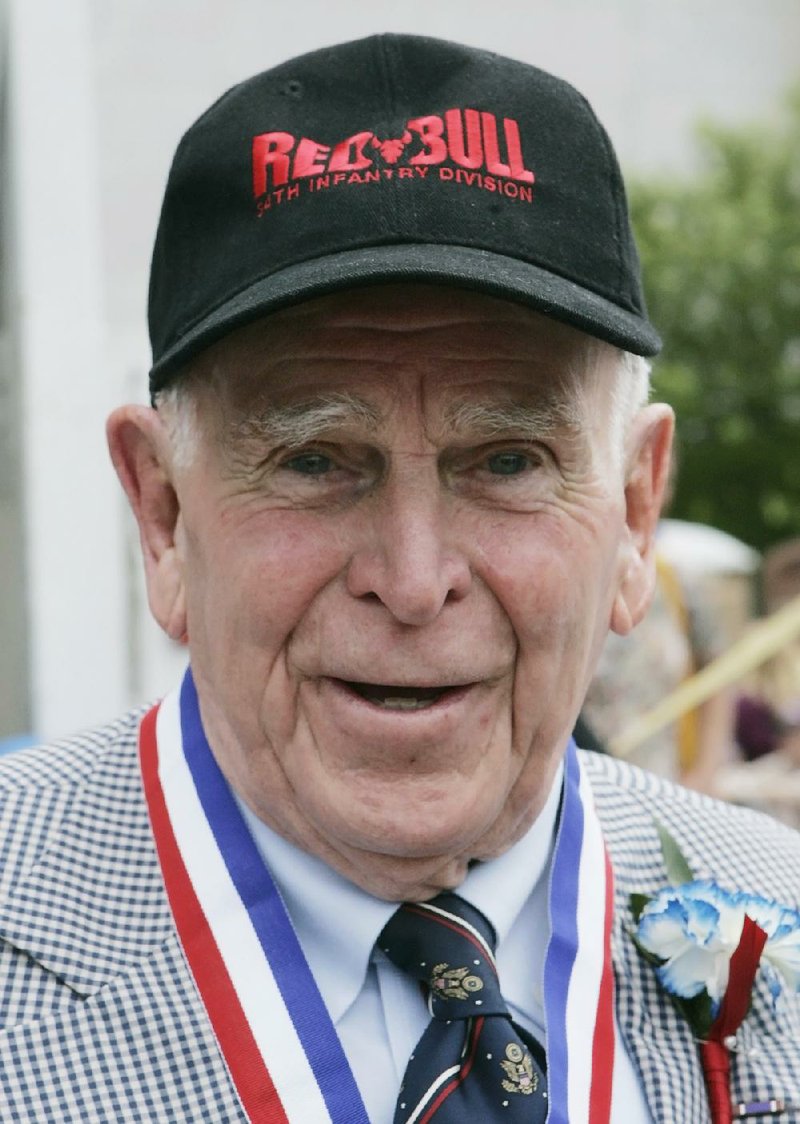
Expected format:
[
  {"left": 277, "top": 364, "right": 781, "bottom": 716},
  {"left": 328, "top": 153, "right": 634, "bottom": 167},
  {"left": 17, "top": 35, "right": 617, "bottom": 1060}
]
[{"left": 237, "top": 766, "right": 652, "bottom": 1123}]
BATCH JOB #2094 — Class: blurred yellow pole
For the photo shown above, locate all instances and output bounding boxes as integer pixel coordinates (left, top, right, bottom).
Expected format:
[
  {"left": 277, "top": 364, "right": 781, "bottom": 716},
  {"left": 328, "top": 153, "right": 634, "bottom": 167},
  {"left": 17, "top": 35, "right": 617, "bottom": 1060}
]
[{"left": 611, "top": 592, "right": 800, "bottom": 759}]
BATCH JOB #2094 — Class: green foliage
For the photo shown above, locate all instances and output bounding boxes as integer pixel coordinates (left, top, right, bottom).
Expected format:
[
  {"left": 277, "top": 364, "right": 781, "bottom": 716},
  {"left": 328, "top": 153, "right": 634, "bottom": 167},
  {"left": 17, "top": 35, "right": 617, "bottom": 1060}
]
[
  {"left": 629, "top": 89, "right": 800, "bottom": 552},
  {"left": 654, "top": 820, "right": 695, "bottom": 887},
  {"left": 629, "top": 892, "right": 651, "bottom": 924}
]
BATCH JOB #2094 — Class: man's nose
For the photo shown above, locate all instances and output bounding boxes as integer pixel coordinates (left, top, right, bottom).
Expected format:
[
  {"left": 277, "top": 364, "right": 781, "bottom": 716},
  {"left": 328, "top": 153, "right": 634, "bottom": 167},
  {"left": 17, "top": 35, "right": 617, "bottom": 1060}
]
[{"left": 345, "top": 481, "right": 472, "bottom": 627}]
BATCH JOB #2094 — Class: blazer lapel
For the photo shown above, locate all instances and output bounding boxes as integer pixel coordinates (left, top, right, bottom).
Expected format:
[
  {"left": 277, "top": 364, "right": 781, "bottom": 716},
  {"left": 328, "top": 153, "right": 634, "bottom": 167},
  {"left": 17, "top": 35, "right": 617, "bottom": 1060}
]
[
  {"left": 0, "top": 929, "right": 248, "bottom": 1121},
  {"left": 0, "top": 714, "right": 173, "bottom": 996},
  {"left": 0, "top": 713, "right": 254, "bottom": 1122}
]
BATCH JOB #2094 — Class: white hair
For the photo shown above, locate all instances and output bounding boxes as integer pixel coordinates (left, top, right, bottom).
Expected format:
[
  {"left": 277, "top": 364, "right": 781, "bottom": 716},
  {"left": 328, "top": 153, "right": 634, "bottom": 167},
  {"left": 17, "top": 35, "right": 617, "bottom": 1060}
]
[
  {"left": 154, "top": 381, "right": 201, "bottom": 471},
  {"left": 155, "top": 347, "right": 651, "bottom": 473},
  {"left": 608, "top": 350, "right": 652, "bottom": 469}
]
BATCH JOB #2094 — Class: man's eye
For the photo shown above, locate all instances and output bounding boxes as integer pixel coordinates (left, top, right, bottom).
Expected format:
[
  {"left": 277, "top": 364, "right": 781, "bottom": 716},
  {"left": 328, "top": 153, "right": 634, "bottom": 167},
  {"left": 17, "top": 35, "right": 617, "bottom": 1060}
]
[
  {"left": 283, "top": 452, "right": 334, "bottom": 476},
  {"left": 485, "top": 451, "right": 532, "bottom": 476}
]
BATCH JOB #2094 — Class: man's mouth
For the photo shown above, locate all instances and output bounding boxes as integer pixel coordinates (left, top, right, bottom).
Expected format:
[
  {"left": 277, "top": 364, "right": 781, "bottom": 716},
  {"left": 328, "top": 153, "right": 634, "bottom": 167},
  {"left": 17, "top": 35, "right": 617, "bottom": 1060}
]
[{"left": 340, "top": 681, "right": 460, "bottom": 711}]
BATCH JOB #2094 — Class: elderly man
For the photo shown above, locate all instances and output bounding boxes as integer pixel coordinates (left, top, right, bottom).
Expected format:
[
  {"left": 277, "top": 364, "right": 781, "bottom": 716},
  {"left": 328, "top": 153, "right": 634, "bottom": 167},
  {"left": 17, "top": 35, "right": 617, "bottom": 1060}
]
[{"left": 1, "top": 34, "right": 798, "bottom": 1124}]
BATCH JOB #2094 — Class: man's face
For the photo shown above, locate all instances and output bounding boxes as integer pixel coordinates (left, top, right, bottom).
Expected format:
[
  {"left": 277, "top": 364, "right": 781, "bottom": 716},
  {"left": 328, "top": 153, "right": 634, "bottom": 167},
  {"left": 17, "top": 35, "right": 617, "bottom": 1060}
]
[{"left": 110, "top": 285, "right": 671, "bottom": 900}]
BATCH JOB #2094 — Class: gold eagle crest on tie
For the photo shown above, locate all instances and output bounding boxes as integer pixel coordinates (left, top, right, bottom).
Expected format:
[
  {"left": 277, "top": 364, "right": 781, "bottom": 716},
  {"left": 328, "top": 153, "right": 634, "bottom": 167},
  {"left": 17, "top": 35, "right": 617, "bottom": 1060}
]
[
  {"left": 430, "top": 963, "right": 485, "bottom": 999},
  {"left": 500, "top": 1043, "right": 539, "bottom": 1095}
]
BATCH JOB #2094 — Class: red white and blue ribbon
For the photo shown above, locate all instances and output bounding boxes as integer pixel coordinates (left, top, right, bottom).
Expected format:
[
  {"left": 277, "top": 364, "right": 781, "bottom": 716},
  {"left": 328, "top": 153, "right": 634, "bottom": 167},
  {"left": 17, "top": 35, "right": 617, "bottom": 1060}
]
[
  {"left": 140, "top": 668, "right": 615, "bottom": 1123},
  {"left": 543, "top": 742, "right": 616, "bottom": 1124},
  {"left": 139, "top": 670, "right": 370, "bottom": 1124}
]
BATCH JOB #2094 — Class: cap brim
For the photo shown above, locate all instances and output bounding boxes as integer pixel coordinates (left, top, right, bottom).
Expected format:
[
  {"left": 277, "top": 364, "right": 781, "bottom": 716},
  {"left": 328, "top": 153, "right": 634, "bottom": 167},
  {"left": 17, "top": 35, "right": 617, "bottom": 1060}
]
[{"left": 150, "top": 243, "right": 661, "bottom": 393}]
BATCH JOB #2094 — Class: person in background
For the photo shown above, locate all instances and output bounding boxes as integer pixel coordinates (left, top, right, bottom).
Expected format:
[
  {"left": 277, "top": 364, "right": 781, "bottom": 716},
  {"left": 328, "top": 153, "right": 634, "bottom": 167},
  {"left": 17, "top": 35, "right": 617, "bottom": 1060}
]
[
  {"left": 581, "top": 545, "right": 736, "bottom": 791},
  {"left": 736, "top": 538, "right": 800, "bottom": 759},
  {"left": 730, "top": 539, "right": 800, "bottom": 825}
]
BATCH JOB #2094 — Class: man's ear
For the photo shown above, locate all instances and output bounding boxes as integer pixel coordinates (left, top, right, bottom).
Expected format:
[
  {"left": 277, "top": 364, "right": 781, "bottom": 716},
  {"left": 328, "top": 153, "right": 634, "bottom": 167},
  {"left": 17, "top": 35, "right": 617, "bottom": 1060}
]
[
  {"left": 610, "top": 404, "right": 675, "bottom": 637},
  {"left": 106, "top": 405, "right": 188, "bottom": 642}
]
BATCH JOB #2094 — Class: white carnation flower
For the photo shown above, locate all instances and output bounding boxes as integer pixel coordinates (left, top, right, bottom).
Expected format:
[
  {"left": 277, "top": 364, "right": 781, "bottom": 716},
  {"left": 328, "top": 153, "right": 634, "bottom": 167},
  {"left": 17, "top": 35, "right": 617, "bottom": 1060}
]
[{"left": 636, "top": 881, "right": 746, "bottom": 1004}]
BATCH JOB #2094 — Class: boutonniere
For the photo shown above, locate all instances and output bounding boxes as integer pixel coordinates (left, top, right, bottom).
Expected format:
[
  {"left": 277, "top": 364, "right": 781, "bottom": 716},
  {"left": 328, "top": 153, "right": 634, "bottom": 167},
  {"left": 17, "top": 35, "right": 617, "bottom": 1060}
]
[{"left": 630, "top": 823, "right": 800, "bottom": 1124}]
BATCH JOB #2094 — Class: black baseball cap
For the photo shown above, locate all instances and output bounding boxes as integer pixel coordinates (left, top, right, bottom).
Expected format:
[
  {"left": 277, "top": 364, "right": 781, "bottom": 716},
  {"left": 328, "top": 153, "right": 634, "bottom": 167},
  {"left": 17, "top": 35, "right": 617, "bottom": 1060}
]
[{"left": 148, "top": 33, "right": 661, "bottom": 395}]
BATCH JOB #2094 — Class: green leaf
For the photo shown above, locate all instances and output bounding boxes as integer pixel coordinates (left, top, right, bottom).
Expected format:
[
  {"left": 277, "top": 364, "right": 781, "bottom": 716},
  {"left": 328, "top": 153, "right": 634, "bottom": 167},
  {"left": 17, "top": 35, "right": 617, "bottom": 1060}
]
[
  {"left": 629, "top": 893, "right": 652, "bottom": 923},
  {"left": 654, "top": 820, "right": 695, "bottom": 887},
  {"left": 673, "top": 991, "right": 714, "bottom": 1041}
]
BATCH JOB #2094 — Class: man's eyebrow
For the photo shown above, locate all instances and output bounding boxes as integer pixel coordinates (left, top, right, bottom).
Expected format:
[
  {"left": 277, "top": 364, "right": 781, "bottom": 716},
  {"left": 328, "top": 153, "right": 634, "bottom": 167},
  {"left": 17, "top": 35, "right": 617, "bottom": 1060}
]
[
  {"left": 444, "top": 396, "right": 583, "bottom": 439},
  {"left": 228, "top": 392, "right": 383, "bottom": 449}
]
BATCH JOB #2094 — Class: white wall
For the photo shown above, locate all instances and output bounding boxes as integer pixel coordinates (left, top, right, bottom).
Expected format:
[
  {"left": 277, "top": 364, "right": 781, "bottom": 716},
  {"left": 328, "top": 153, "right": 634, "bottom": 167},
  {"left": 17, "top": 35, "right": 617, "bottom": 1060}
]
[
  {"left": 7, "top": 0, "right": 129, "bottom": 738},
  {"left": 6, "top": 0, "right": 799, "bottom": 738}
]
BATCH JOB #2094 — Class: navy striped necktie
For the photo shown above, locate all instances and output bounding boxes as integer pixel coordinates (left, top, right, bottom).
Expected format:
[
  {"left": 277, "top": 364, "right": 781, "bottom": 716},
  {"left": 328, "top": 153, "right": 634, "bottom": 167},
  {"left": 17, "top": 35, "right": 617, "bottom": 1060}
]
[{"left": 378, "top": 893, "right": 548, "bottom": 1123}]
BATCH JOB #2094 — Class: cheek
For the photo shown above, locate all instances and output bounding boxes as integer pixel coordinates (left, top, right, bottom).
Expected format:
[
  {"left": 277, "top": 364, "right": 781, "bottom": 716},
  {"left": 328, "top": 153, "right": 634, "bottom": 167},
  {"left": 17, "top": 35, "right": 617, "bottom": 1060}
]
[
  {"left": 474, "top": 509, "right": 622, "bottom": 654},
  {"left": 186, "top": 510, "right": 351, "bottom": 647}
]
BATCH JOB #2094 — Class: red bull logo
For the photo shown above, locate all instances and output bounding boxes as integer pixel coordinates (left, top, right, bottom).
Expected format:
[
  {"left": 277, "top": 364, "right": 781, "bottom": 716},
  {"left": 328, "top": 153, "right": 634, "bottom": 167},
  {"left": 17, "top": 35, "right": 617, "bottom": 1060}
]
[
  {"left": 371, "top": 131, "right": 413, "bottom": 164},
  {"left": 251, "top": 108, "right": 535, "bottom": 215}
]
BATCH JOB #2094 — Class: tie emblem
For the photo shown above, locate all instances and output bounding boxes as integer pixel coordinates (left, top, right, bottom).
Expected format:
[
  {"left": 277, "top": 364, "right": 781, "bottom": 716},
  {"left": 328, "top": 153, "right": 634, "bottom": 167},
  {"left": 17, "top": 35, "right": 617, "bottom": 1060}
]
[
  {"left": 430, "top": 963, "right": 484, "bottom": 999},
  {"left": 500, "top": 1042, "right": 539, "bottom": 1095}
]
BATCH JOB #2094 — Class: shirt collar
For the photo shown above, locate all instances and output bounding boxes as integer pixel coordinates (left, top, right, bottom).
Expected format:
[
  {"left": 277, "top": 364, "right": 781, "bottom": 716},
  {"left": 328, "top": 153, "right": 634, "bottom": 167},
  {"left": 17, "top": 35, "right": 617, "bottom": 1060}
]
[
  {"left": 458, "top": 759, "right": 563, "bottom": 946},
  {"left": 237, "top": 760, "right": 563, "bottom": 1024}
]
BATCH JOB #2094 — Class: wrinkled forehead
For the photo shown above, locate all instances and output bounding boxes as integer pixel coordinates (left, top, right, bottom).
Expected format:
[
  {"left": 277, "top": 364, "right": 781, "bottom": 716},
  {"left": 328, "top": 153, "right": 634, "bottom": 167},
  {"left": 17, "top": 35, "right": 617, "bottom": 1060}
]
[{"left": 177, "top": 284, "right": 618, "bottom": 421}]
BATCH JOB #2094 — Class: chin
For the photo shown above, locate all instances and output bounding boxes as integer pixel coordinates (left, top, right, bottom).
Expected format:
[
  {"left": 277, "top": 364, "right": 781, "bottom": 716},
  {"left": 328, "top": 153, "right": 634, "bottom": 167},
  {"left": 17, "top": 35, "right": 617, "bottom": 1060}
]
[
  {"left": 329, "top": 792, "right": 501, "bottom": 862},
  {"left": 344, "top": 846, "right": 473, "bottom": 903}
]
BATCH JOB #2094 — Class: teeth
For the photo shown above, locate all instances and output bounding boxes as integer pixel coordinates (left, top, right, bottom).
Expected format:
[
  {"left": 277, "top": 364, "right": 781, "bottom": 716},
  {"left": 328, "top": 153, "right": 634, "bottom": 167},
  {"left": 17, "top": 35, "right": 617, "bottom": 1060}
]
[
  {"left": 343, "top": 680, "right": 450, "bottom": 708},
  {"left": 379, "top": 696, "right": 437, "bottom": 710}
]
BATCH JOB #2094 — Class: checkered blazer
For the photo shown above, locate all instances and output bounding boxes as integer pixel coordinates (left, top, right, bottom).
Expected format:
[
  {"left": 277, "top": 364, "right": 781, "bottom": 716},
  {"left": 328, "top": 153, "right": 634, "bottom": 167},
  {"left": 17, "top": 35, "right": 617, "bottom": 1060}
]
[{"left": 0, "top": 709, "right": 798, "bottom": 1122}]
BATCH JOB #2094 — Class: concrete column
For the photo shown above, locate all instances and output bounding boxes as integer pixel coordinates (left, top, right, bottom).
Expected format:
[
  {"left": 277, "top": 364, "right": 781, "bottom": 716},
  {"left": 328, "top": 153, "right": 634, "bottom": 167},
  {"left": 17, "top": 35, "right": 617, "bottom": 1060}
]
[{"left": 8, "top": 0, "right": 128, "bottom": 737}]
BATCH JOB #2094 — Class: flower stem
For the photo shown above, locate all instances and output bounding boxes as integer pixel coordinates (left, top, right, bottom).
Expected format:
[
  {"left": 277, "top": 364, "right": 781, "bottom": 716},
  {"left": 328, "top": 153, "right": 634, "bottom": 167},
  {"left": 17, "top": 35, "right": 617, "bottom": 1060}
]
[{"left": 700, "top": 1040, "right": 732, "bottom": 1124}]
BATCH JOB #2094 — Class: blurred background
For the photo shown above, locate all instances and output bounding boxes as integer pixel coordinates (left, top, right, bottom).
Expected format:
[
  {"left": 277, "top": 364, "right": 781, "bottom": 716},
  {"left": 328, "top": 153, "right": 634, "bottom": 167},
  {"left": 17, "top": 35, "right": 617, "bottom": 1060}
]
[{"left": 1, "top": 1, "right": 799, "bottom": 813}]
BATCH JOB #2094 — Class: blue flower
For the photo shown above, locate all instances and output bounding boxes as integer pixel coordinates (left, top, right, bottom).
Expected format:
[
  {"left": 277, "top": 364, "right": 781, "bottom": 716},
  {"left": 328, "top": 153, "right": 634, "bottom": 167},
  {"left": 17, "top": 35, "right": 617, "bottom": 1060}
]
[
  {"left": 636, "top": 881, "right": 747, "bottom": 1005},
  {"left": 635, "top": 880, "right": 800, "bottom": 1010},
  {"left": 632, "top": 823, "right": 800, "bottom": 1123}
]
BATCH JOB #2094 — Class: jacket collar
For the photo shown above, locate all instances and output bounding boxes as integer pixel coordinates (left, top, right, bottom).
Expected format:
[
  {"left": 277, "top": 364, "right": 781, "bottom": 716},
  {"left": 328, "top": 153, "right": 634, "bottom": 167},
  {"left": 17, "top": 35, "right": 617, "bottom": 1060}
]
[{"left": 0, "top": 708, "right": 174, "bottom": 996}]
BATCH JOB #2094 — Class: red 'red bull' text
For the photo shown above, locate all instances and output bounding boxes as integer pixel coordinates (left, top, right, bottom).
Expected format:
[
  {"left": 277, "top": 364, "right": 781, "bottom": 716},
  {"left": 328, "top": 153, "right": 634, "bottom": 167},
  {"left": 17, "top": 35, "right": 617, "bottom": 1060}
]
[{"left": 252, "top": 108, "right": 535, "bottom": 198}]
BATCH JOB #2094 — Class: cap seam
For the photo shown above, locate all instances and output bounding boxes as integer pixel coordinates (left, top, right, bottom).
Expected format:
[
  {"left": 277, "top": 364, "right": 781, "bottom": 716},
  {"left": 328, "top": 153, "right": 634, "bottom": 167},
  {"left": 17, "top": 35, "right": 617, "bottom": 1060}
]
[
  {"left": 574, "top": 90, "right": 630, "bottom": 304},
  {"left": 375, "top": 36, "right": 402, "bottom": 235},
  {"left": 382, "top": 36, "right": 421, "bottom": 236}
]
